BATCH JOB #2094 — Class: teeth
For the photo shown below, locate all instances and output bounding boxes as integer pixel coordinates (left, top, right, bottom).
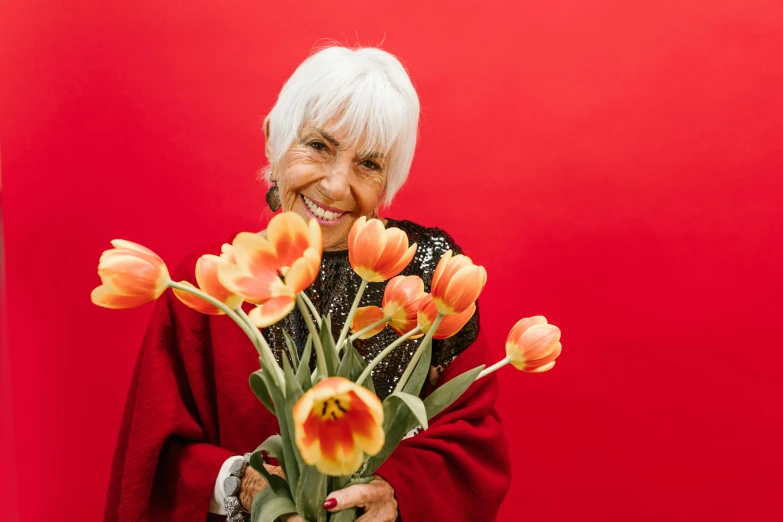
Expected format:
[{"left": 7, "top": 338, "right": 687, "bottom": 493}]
[{"left": 303, "top": 195, "right": 344, "bottom": 222}]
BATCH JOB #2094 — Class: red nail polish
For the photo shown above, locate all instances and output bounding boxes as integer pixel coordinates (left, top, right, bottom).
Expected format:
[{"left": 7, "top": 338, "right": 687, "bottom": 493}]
[{"left": 323, "top": 498, "right": 338, "bottom": 510}]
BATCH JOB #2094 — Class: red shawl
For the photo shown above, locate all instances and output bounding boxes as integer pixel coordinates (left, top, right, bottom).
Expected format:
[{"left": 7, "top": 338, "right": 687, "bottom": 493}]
[{"left": 103, "top": 249, "right": 511, "bottom": 522}]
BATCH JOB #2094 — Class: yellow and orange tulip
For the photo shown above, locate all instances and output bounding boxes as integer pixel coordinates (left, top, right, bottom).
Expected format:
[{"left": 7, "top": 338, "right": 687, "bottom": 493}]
[
  {"left": 293, "top": 377, "right": 385, "bottom": 476},
  {"left": 417, "top": 293, "right": 476, "bottom": 340},
  {"left": 218, "top": 212, "right": 322, "bottom": 327},
  {"left": 91, "top": 240, "right": 170, "bottom": 309},
  {"left": 430, "top": 250, "right": 487, "bottom": 315},
  {"left": 505, "top": 316, "right": 562, "bottom": 373},
  {"left": 172, "top": 254, "right": 244, "bottom": 315},
  {"left": 347, "top": 217, "right": 417, "bottom": 282},
  {"left": 351, "top": 275, "right": 426, "bottom": 339}
]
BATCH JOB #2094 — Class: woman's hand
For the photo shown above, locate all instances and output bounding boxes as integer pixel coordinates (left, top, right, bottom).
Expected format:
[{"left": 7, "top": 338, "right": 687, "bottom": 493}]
[
  {"left": 238, "top": 464, "right": 284, "bottom": 512},
  {"left": 324, "top": 476, "right": 398, "bottom": 522}
]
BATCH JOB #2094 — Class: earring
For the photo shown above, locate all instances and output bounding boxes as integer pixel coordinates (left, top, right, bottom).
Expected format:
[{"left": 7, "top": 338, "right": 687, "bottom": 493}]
[{"left": 266, "top": 179, "right": 281, "bottom": 212}]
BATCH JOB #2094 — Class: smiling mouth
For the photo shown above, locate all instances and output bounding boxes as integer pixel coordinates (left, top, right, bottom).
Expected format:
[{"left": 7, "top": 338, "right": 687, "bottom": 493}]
[{"left": 301, "top": 194, "right": 348, "bottom": 223}]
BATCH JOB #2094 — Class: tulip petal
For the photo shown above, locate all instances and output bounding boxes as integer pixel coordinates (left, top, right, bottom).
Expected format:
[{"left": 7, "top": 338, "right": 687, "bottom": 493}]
[
  {"left": 351, "top": 306, "right": 387, "bottom": 339},
  {"left": 267, "top": 212, "right": 312, "bottom": 269},
  {"left": 436, "top": 264, "right": 486, "bottom": 314},
  {"left": 434, "top": 302, "right": 476, "bottom": 340},
  {"left": 430, "top": 250, "right": 452, "bottom": 291},
  {"left": 248, "top": 296, "right": 296, "bottom": 327},
  {"left": 232, "top": 232, "right": 281, "bottom": 277},
  {"left": 284, "top": 247, "right": 320, "bottom": 294},
  {"left": 195, "top": 255, "right": 244, "bottom": 309},
  {"left": 218, "top": 262, "right": 286, "bottom": 304},
  {"left": 109, "top": 239, "right": 160, "bottom": 258},
  {"left": 527, "top": 360, "right": 557, "bottom": 373},
  {"left": 91, "top": 285, "right": 155, "bottom": 309},
  {"left": 172, "top": 281, "right": 224, "bottom": 315}
]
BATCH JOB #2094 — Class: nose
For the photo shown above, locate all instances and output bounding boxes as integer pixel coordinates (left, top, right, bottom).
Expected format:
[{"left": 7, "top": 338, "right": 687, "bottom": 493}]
[{"left": 319, "top": 159, "right": 351, "bottom": 202}]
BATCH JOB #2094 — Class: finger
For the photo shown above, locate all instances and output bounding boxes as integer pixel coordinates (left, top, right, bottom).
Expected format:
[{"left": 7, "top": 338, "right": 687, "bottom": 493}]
[
  {"left": 280, "top": 514, "right": 306, "bottom": 522},
  {"left": 324, "top": 484, "right": 376, "bottom": 511},
  {"left": 355, "top": 507, "right": 397, "bottom": 522}
]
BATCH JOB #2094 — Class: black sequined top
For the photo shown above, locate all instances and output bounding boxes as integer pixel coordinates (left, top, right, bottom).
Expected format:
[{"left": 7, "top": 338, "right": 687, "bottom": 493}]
[{"left": 262, "top": 218, "right": 480, "bottom": 400}]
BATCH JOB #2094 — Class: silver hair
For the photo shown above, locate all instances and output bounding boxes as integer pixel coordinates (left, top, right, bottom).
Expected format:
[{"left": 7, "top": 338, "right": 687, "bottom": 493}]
[{"left": 264, "top": 46, "right": 420, "bottom": 206}]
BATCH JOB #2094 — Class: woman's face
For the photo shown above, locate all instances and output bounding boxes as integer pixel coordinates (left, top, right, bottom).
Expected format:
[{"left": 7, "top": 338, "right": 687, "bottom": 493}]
[{"left": 272, "top": 123, "right": 388, "bottom": 251}]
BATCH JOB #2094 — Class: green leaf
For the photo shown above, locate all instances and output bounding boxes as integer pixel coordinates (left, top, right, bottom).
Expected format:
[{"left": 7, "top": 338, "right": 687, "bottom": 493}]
[
  {"left": 387, "top": 391, "right": 428, "bottom": 430},
  {"left": 361, "top": 400, "right": 416, "bottom": 476},
  {"left": 249, "top": 369, "right": 275, "bottom": 415},
  {"left": 402, "top": 335, "right": 433, "bottom": 396},
  {"left": 296, "top": 335, "right": 314, "bottom": 390},
  {"left": 279, "top": 356, "right": 305, "bottom": 490},
  {"left": 250, "top": 486, "right": 297, "bottom": 522},
  {"left": 319, "top": 316, "right": 339, "bottom": 376},
  {"left": 262, "top": 371, "right": 299, "bottom": 495},
  {"left": 258, "top": 434, "right": 284, "bottom": 461},
  {"left": 423, "top": 365, "right": 484, "bottom": 420},
  {"left": 336, "top": 340, "right": 361, "bottom": 380},
  {"left": 249, "top": 449, "right": 291, "bottom": 498},
  {"left": 336, "top": 339, "right": 376, "bottom": 394},
  {"left": 295, "top": 464, "right": 327, "bottom": 522},
  {"left": 283, "top": 330, "right": 300, "bottom": 369}
]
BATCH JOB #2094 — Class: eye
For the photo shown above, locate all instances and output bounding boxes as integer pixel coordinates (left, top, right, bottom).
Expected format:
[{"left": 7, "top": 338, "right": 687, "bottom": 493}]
[
  {"left": 308, "top": 140, "right": 327, "bottom": 152},
  {"left": 361, "top": 159, "right": 381, "bottom": 171}
]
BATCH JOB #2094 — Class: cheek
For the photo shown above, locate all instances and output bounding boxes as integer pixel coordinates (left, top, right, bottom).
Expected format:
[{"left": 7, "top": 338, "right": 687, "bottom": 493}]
[
  {"left": 353, "top": 177, "right": 385, "bottom": 212},
  {"left": 279, "top": 150, "right": 322, "bottom": 195}
]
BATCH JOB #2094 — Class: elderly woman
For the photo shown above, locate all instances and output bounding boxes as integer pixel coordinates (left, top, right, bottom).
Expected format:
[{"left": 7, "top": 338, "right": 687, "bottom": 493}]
[{"left": 104, "top": 46, "right": 510, "bottom": 522}]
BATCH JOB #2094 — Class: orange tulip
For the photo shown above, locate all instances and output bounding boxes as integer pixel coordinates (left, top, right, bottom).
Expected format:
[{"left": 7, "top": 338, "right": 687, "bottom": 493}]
[
  {"left": 417, "top": 293, "right": 476, "bottom": 340},
  {"left": 350, "top": 305, "right": 387, "bottom": 339},
  {"left": 351, "top": 275, "right": 426, "bottom": 339},
  {"left": 348, "top": 217, "right": 417, "bottom": 282},
  {"left": 505, "top": 316, "right": 562, "bottom": 373},
  {"left": 172, "top": 254, "right": 244, "bottom": 315},
  {"left": 218, "top": 212, "right": 322, "bottom": 327},
  {"left": 91, "top": 240, "right": 170, "bottom": 309},
  {"left": 293, "top": 377, "right": 384, "bottom": 476},
  {"left": 430, "top": 250, "right": 487, "bottom": 315}
]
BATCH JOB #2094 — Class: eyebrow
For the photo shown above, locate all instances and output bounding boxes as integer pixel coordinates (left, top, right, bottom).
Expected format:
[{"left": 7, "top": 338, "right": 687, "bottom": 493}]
[
  {"left": 316, "top": 128, "right": 341, "bottom": 148},
  {"left": 316, "top": 128, "right": 385, "bottom": 160}
]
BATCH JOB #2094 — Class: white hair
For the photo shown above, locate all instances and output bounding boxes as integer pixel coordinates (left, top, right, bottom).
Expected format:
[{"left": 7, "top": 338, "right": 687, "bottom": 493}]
[{"left": 264, "top": 46, "right": 420, "bottom": 205}]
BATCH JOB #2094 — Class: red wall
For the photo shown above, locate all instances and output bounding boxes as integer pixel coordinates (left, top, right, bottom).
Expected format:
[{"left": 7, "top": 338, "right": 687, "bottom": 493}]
[{"left": 1, "top": 1, "right": 781, "bottom": 520}]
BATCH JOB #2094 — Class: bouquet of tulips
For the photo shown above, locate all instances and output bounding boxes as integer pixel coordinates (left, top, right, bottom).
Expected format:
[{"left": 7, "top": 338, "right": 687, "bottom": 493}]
[{"left": 92, "top": 212, "right": 562, "bottom": 522}]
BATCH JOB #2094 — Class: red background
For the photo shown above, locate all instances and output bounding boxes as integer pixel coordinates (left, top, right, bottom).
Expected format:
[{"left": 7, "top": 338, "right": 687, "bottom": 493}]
[{"left": 1, "top": 1, "right": 782, "bottom": 520}]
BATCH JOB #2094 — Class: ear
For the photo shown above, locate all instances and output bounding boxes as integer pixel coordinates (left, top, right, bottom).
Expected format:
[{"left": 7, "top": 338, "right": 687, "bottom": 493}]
[{"left": 263, "top": 118, "right": 271, "bottom": 160}]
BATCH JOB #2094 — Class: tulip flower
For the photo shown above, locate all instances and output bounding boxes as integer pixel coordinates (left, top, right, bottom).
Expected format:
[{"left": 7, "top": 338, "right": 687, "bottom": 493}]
[
  {"left": 293, "top": 377, "right": 385, "bottom": 476},
  {"left": 351, "top": 275, "right": 426, "bottom": 340},
  {"left": 347, "top": 217, "right": 417, "bottom": 283},
  {"left": 430, "top": 250, "right": 487, "bottom": 315},
  {"left": 218, "top": 212, "right": 322, "bottom": 327},
  {"left": 172, "top": 254, "right": 244, "bottom": 315},
  {"left": 505, "top": 316, "right": 562, "bottom": 373},
  {"left": 91, "top": 240, "right": 171, "bottom": 309},
  {"left": 417, "top": 293, "right": 476, "bottom": 340}
]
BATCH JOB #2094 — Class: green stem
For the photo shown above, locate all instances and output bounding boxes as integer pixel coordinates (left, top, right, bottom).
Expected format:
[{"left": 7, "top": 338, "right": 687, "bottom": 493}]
[
  {"left": 477, "top": 356, "right": 512, "bottom": 380},
  {"left": 394, "top": 314, "right": 443, "bottom": 393},
  {"left": 336, "top": 278, "right": 368, "bottom": 353},
  {"left": 234, "top": 306, "right": 285, "bottom": 388},
  {"left": 347, "top": 315, "right": 392, "bottom": 345},
  {"left": 356, "top": 326, "right": 422, "bottom": 387},
  {"left": 167, "top": 281, "right": 282, "bottom": 389},
  {"left": 299, "top": 291, "right": 322, "bottom": 325},
  {"left": 296, "top": 294, "right": 327, "bottom": 380}
]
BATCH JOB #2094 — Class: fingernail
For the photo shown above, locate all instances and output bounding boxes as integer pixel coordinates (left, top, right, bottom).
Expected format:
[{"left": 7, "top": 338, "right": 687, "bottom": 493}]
[{"left": 323, "top": 498, "right": 337, "bottom": 510}]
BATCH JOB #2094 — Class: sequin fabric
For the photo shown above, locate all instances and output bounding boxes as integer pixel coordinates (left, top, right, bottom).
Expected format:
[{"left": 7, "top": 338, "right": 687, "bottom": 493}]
[{"left": 262, "top": 218, "right": 480, "bottom": 400}]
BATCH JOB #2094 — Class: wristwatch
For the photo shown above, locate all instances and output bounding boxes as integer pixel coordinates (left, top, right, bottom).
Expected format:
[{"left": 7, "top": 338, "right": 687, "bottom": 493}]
[{"left": 224, "top": 453, "right": 252, "bottom": 522}]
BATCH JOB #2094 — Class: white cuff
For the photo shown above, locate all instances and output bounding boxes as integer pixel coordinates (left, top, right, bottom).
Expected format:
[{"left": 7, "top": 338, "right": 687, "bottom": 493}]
[{"left": 209, "top": 455, "right": 244, "bottom": 515}]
